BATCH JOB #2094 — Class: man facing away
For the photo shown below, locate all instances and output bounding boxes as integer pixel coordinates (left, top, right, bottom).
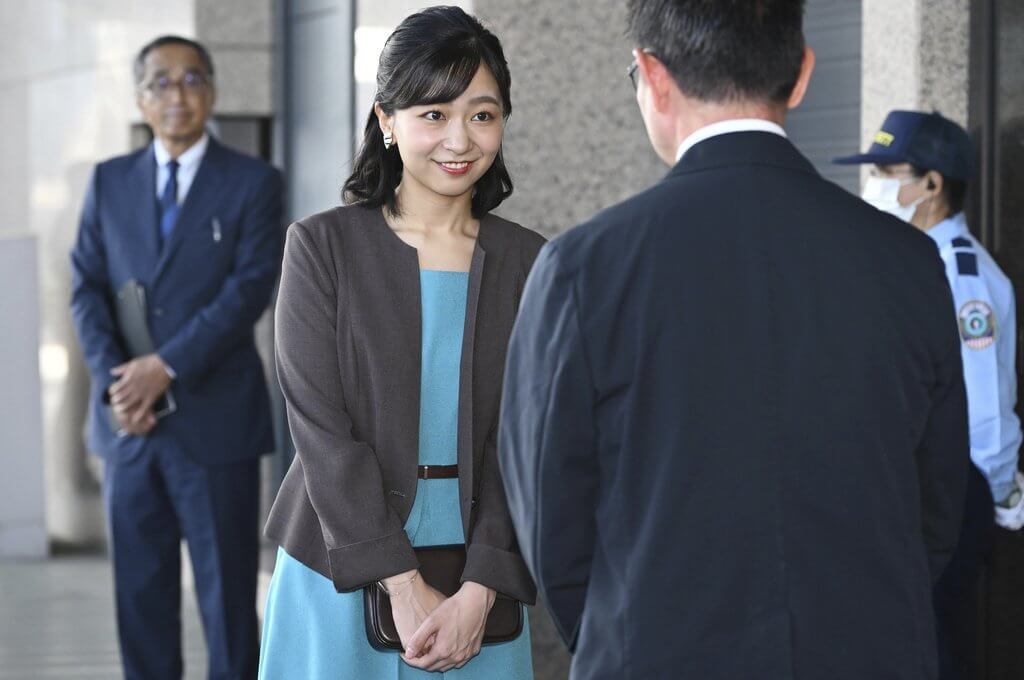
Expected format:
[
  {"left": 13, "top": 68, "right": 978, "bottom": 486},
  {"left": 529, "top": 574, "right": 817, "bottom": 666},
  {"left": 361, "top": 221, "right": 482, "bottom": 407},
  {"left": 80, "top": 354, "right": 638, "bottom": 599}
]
[
  {"left": 498, "top": 2, "right": 969, "bottom": 679},
  {"left": 70, "top": 36, "right": 283, "bottom": 679}
]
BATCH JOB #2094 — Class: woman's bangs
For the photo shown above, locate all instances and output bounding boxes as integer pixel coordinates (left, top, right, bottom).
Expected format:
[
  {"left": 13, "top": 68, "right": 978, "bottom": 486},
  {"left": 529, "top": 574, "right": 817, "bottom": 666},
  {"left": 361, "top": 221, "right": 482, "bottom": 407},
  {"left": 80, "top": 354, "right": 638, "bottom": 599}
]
[{"left": 396, "top": 48, "right": 482, "bottom": 109}]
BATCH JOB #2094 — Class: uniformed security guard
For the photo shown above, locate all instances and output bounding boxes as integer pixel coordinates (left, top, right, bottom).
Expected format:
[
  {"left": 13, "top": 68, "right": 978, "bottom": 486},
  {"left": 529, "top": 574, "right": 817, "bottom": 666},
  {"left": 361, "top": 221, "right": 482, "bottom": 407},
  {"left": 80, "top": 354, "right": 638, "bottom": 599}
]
[{"left": 836, "top": 109, "right": 1024, "bottom": 680}]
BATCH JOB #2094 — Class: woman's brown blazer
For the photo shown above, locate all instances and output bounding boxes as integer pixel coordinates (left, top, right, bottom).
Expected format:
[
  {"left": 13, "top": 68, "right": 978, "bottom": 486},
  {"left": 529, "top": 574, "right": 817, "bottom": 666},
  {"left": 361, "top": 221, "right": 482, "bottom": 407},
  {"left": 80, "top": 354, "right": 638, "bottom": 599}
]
[{"left": 264, "top": 204, "right": 545, "bottom": 604}]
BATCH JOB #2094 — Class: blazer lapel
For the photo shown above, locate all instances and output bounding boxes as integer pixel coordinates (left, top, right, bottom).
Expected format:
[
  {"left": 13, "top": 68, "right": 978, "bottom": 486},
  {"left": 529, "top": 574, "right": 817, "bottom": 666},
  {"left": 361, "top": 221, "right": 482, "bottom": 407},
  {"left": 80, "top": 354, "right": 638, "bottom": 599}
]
[
  {"left": 365, "top": 209, "right": 423, "bottom": 492},
  {"left": 391, "top": 244, "right": 423, "bottom": 485},
  {"left": 126, "top": 147, "right": 161, "bottom": 280},
  {"left": 457, "top": 236, "right": 486, "bottom": 538},
  {"left": 152, "top": 138, "right": 227, "bottom": 283}
]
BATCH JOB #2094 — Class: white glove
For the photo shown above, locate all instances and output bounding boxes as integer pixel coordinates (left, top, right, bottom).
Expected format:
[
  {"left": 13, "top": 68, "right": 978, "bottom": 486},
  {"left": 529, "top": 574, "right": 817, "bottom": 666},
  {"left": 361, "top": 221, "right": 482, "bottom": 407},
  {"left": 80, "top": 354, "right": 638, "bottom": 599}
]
[{"left": 994, "top": 471, "right": 1024, "bottom": 531}]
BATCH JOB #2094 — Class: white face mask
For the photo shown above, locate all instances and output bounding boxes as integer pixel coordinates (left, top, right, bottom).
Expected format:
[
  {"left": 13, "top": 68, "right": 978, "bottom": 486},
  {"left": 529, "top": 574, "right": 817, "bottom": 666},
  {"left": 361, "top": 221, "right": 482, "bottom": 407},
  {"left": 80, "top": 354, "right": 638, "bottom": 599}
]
[{"left": 862, "top": 176, "right": 928, "bottom": 223}]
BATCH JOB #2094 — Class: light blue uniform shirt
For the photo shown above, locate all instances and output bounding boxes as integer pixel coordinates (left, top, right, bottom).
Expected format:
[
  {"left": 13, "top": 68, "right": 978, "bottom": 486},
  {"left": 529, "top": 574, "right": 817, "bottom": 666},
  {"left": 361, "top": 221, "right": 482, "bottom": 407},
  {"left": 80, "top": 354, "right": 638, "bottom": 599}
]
[{"left": 927, "top": 212, "right": 1022, "bottom": 501}]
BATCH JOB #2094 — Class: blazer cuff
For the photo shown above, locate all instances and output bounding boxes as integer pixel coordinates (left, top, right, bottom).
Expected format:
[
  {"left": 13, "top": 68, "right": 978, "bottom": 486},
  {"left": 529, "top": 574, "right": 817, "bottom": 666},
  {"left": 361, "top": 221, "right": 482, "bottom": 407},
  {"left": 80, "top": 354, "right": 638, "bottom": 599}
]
[
  {"left": 326, "top": 531, "right": 418, "bottom": 593},
  {"left": 157, "top": 355, "right": 177, "bottom": 381},
  {"left": 461, "top": 542, "right": 537, "bottom": 605},
  {"left": 158, "top": 340, "right": 198, "bottom": 387}
]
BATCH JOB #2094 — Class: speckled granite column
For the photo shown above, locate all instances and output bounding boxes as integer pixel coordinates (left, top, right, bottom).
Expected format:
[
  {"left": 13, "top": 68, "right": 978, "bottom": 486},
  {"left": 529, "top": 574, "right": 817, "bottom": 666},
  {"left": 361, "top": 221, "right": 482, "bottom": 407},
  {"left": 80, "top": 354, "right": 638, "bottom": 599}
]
[
  {"left": 473, "top": 0, "right": 664, "bottom": 239},
  {"left": 862, "top": 0, "right": 969, "bottom": 142},
  {"left": 919, "top": 0, "right": 970, "bottom": 125}
]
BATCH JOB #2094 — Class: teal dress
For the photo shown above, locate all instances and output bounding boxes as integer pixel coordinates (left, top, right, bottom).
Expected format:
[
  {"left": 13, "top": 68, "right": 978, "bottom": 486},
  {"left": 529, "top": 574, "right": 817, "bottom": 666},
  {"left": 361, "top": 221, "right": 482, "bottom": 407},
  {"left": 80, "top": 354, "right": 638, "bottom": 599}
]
[{"left": 258, "top": 270, "right": 533, "bottom": 680}]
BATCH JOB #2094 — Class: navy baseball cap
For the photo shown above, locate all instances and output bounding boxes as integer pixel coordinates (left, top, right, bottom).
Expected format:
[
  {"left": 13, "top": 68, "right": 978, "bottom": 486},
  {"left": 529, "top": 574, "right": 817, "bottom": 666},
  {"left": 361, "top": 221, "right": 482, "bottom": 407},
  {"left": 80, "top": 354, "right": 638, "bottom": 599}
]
[{"left": 833, "top": 110, "right": 975, "bottom": 180}]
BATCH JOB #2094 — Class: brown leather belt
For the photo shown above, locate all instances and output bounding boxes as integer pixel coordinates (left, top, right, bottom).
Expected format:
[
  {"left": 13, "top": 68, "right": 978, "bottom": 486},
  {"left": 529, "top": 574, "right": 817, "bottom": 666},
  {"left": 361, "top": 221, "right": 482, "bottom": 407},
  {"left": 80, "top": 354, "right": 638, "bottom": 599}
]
[{"left": 417, "top": 464, "right": 459, "bottom": 480}]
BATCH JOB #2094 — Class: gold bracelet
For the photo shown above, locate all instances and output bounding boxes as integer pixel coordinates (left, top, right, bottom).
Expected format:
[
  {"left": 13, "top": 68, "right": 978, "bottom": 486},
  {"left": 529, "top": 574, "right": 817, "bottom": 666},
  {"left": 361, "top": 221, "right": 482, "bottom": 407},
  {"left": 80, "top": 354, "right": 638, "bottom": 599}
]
[{"left": 378, "top": 571, "right": 419, "bottom": 597}]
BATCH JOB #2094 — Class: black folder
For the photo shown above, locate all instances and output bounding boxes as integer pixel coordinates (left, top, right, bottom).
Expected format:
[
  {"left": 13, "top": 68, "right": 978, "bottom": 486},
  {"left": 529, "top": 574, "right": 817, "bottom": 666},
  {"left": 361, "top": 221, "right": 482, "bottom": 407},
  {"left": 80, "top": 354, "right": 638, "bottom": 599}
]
[{"left": 109, "top": 280, "right": 176, "bottom": 433}]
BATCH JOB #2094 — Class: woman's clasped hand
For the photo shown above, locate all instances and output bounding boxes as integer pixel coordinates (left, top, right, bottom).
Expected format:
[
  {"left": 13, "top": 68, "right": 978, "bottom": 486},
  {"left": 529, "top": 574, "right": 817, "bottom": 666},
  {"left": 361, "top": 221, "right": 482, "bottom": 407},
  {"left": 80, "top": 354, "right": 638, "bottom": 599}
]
[{"left": 387, "top": 573, "right": 497, "bottom": 673}]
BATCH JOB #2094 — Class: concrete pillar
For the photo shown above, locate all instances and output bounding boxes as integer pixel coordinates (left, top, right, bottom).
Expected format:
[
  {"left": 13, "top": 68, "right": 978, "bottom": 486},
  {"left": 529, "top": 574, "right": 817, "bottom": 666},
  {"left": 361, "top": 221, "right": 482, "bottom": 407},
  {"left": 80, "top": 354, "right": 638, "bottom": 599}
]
[
  {"left": 195, "top": 0, "right": 275, "bottom": 116},
  {"left": 284, "top": 0, "right": 356, "bottom": 221},
  {"left": 474, "top": 0, "right": 663, "bottom": 239},
  {"left": 861, "top": 0, "right": 970, "bottom": 144},
  {"left": 0, "top": 235, "right": 47, "bottom": 558}
]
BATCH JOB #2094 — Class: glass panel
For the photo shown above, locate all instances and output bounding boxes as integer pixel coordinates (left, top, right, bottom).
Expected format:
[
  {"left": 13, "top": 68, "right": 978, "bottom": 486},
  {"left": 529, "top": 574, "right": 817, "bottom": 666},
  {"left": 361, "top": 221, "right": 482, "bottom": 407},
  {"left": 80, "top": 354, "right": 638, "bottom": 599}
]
[
  {"left": 991, "top": 0, "right": 1024, "bottom": 414},
  {"left": 786, "top": 0, "right": 862, "bottom": 194},
  {"left": 973, "top": 2, "right": 1024, "bottom": 677}
]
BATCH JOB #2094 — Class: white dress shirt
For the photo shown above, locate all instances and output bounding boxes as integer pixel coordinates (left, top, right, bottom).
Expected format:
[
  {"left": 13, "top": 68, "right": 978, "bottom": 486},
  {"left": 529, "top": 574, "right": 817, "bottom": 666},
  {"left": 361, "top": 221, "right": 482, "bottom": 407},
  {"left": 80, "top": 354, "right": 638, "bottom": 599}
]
[
  {"left": 675, "top": 118, "right": 787, "bottom": 163},
  {"left": 154, "top": 133, "right": 209, "bottom": 204},
  {"left": 151, "top": 133, "right": 209, "bottom": 381}
]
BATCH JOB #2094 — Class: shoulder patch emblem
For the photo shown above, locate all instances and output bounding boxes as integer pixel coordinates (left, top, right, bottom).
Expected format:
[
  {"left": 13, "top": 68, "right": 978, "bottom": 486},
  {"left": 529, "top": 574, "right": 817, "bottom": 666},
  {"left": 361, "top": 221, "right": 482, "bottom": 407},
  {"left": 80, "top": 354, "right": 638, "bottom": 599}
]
[
  {"left": 959, "top": 300, "right": 996, "bottom": 350},
  {"left": 951, "top": 237, "right": 973, "bottom": 249},
  {"left": 956, "top": 252, "right": 979, "bottom": 276}
]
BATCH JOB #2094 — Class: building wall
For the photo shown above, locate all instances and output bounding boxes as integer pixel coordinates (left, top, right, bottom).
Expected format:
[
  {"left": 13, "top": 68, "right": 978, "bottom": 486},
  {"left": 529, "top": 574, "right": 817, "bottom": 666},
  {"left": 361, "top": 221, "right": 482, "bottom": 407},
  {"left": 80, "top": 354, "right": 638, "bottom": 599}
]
[
  {"left": 195, "top": 0, "right": 275, "bottom": 117},
  {"left": 0, "top": 235, "right": 46, "bottom": 558},
  {"left": 473, "top": 0, "right": 664, "bottom": 239},
  {"left": 862, "top": 0, "right": 970, "bottom": 144}
]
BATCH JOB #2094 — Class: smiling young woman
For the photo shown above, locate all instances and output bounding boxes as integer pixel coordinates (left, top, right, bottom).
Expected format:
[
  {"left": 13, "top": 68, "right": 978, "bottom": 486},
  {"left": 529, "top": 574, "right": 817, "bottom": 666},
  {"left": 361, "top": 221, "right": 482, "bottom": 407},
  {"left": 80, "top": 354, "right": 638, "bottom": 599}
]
[{"left": 258, "top": 6, "right": 544, "bottom": 680}]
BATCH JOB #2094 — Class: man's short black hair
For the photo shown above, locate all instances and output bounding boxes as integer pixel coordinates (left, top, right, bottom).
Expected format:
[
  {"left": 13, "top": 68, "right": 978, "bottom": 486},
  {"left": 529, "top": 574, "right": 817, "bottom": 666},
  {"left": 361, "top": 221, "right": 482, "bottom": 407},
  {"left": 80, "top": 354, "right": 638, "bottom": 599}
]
[
  {"left": 626, "top": 0, "right": 807, "bottom": 104},
  {"left": 910, "top": 165, "right": 969, "bottom": 217},
  {"left": 134, "top": 35, "right": 215, "bottom": 85}
]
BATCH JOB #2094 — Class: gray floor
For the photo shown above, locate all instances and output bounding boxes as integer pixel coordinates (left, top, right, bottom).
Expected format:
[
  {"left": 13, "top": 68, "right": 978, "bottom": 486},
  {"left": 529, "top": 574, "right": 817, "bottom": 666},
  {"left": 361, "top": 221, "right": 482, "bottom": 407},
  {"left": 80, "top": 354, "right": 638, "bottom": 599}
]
[
  {"left": 0, "top": 553, "right": 570, "bottom": 680},
  {"left": 0, "top": 555, "right": 207, "bottom": 680}
]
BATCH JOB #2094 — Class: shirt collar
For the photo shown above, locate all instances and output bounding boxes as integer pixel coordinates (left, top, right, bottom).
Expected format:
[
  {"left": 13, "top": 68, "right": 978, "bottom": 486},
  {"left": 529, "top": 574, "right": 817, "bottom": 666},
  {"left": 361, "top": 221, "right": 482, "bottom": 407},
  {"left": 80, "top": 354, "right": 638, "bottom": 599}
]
[
  {"left": 153, "top": 133, "right": 210, "bottom": 170},
  {"left": 675, "top": 118, "right": 788, "bottom": 163},
  {"left": 925, "top": 211, "right": 970, "bottom": 247}
]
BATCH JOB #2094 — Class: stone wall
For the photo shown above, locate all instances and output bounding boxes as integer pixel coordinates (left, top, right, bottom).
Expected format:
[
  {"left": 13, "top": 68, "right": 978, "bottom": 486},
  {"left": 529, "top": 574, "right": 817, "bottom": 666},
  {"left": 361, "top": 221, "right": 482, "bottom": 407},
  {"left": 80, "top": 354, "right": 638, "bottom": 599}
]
[
  {"left": 195, "top": 0, "right": 276, "bottom": 116},
  {"left": 862, "top": 0, "right": 969, "bottom": 143},
  {"left": 474, "top": 0, "right": 664, "bottom": 239}
]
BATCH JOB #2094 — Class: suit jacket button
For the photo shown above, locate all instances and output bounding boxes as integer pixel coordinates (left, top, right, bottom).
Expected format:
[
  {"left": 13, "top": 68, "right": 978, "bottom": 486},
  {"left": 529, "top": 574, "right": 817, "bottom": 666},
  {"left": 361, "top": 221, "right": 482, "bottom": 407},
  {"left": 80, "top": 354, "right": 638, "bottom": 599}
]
[
  {"left": 154, "top": 308, "right": 164, "bottom": 317},
  {"left": 470, "top": 497, "right": 478, "bottom": 509}
]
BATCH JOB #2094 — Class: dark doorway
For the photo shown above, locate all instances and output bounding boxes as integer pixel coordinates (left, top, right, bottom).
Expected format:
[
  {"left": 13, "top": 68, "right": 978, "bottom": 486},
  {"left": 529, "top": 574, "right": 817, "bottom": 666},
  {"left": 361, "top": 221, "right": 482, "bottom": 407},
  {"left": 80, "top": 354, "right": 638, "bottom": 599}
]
[{"left": 968, "top": 2, "right": 1024, "bottom": 678}]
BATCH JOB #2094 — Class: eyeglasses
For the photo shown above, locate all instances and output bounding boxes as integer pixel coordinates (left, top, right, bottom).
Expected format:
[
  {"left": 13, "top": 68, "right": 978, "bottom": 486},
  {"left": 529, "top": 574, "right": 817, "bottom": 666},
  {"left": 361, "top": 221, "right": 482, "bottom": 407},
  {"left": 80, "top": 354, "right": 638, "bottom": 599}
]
[
  {"left": 140, "top": 71, "right": 211, "bottom": 99},
  {"left": 627, "top": 58, "right": 639, "bottom": 91},
  {"left": 627, "top": 50, "right": 658, "bottom": 91}
]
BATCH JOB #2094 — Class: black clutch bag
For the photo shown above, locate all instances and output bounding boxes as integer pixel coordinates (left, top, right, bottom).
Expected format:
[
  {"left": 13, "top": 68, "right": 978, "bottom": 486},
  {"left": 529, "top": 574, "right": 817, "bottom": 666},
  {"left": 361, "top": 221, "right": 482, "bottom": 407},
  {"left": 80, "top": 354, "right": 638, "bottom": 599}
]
[{"left": 364, "top": 544, "right": 523, "bottom": 651}]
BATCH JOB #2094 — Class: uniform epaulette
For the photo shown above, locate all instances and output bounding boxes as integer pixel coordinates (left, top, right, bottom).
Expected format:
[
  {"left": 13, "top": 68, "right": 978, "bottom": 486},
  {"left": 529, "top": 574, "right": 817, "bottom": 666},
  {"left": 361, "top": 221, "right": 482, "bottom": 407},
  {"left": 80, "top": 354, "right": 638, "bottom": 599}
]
[
  {"left": 951, "top": 237, "right": 973, "bottom": 249},
  {"left": 956, "top": 252, "right": 979, "bottom": 276}
]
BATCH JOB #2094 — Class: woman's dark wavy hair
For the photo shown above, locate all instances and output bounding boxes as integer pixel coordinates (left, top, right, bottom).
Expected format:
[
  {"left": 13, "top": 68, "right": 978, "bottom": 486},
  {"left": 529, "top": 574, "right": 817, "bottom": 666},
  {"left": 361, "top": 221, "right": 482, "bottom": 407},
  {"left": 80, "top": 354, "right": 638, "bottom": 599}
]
[{"left": 343, "top": 6, "right": 513, "bottom": 218}]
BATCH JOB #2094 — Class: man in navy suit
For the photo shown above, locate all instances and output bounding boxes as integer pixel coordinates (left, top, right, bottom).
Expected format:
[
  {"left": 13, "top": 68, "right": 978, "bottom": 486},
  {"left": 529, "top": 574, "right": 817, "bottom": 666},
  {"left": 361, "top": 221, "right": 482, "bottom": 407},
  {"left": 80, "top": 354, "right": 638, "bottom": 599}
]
[
  {"left": 70, "top": 35, "right": 283, "bottom": 679},
  {"left": 499, "top": 2, "right": 969, "bottom": 679}
]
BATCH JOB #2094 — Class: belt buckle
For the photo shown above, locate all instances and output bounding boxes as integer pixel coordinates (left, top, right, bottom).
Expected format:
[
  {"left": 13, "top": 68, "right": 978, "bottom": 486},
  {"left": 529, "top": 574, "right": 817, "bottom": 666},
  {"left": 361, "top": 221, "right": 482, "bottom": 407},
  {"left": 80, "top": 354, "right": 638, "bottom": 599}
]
[{"left": 421, "top": 465, "right": 432, "bottom": 480}]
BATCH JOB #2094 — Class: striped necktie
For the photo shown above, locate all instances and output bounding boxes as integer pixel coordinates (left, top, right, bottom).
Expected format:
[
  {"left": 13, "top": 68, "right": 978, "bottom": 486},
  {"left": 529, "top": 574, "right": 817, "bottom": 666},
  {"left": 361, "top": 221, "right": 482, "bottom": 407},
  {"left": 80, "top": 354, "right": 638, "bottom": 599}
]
[{"left": 159, "top": 159, "right": 180, "bottom": 247}]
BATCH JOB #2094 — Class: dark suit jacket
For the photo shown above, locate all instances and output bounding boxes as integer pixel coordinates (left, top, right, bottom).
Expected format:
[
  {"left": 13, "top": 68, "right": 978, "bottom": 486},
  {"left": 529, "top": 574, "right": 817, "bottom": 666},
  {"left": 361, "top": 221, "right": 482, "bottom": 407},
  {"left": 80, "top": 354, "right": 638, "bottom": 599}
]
[
  {"left": 70, "top": 137, "right": 283, "bottom": 465},
  {"left": 499, "top": 132, "right": 969, "bottom": 680},
  {"left": 264, "top": 205, "right": 544, "bottom": 603}
]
